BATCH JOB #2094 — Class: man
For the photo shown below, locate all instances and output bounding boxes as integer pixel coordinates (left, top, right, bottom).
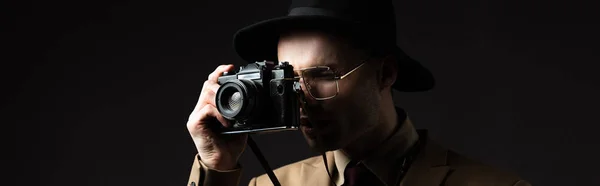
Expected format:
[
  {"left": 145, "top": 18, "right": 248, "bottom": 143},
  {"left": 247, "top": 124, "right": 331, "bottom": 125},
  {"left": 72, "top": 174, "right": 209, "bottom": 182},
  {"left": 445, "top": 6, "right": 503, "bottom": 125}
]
[{"left": 186, "top": 0, "right": 532, "bottom": 185}]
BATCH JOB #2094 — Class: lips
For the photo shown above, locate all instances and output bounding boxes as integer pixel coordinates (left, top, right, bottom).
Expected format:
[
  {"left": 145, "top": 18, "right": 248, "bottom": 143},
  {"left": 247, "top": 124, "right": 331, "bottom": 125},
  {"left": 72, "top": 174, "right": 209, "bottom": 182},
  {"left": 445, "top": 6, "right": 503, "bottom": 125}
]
[
  {"left": 299, "top": 117, "right": 317, "bottom": 137},
  {"left": 300, "top": 116, "right": 313, "bottom": 127},
  {"left": 299, "top": 107, "right": 330, "bottom": 131},
  {"left": 301, "top": 115, "right": 332, "bottom": 129},
  {"left": 299, "top": 107, "right": 312, "bottom": 127}
]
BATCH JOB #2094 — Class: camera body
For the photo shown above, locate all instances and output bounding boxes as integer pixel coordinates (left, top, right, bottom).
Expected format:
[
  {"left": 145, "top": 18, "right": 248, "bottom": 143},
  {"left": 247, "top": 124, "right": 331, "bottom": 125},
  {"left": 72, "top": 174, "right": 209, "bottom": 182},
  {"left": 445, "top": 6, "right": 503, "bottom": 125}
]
[{"left": 215, "top": 61, "right": 301, "bottom": 134}]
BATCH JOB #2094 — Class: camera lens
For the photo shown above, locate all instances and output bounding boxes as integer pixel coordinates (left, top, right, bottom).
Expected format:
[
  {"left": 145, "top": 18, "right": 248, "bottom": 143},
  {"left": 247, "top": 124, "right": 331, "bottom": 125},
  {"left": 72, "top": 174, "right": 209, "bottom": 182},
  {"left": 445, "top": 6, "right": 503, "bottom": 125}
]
[
  {"left": 215, "top": 79, "right": 259, "bottom": 121},
  {"left": 225, "top": 92, "right": 242, "bottom": 111}
]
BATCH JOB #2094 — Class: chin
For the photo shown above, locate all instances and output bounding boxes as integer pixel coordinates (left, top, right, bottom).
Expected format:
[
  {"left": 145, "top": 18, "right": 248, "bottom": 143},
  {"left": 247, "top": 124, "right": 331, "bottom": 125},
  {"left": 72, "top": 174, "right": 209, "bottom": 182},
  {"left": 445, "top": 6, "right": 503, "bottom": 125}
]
[{"left": 301, "top": 130, "right": 342, "bottom": 153}]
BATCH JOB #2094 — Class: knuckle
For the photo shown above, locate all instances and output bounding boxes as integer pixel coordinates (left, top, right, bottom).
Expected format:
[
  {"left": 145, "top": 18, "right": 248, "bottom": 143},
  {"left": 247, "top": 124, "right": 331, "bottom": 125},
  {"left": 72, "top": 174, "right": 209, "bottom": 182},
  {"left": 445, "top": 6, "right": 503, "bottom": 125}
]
[
  {"left": 194, "top": 104, "right": 209, "bottom": 116},
  {"left": 188, "top": 106, "right": 211, "bottom": 127},
  {"left": 205, "top": 89, "right": 216, "bottom": 100},
  {"left": 186, "top": 114, "right": 200, "bottom": 130},
  {"left": 210, "top": 83, "right": 220, "bottom": 93},
  {"left": 208, "top": 72, "right": 216, "bottom": 80},
  {"left": 202, "top": 80, "right": 211, "bottom": 90},
  {"left": 201, "top": 90, "right": 216, "bottom": 103},
  {"left": 188, "top": 105, "right": 205, "bottom": 122},
  {"left": 199, "top": 103, "right": 211, "bottom": 112}
]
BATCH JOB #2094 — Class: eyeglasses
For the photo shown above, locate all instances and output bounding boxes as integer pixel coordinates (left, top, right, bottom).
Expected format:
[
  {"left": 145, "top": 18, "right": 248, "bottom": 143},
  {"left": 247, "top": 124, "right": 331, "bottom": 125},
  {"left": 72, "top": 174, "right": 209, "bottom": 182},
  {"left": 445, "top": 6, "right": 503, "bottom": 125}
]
[{"left": 294, "top": 61, "right": 367, "bottom": 100}]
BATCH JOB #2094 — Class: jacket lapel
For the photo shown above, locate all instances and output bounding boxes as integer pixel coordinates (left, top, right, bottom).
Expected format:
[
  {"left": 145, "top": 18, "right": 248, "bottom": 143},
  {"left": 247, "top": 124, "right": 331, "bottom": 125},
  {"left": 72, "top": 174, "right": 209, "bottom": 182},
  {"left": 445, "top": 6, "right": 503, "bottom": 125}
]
[
  {"left": 300, "top": 151, "right": 337, "bottom": 186},
  {"left": 400, "top": 132, "right": 451, "bottom": 186},
  {"left": 298, "top": 131, "right": 451, "bottom": 186}
]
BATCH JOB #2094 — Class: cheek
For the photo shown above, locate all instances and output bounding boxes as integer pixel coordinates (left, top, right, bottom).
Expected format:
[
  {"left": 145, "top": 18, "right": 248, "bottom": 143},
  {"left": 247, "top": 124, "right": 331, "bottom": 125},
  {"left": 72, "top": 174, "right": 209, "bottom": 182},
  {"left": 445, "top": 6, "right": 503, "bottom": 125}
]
[
  {"left": 335, "top": 78, "right": 375, "bottom": 105},
  {"left": 334, "top": 78, "right": 379, "bottom": 121},
  {"left": 324, "top": 81, "right": 372, "bottom": 121},
  {"left": 320, "top": 82, "right": 358, "bottom": 113}
]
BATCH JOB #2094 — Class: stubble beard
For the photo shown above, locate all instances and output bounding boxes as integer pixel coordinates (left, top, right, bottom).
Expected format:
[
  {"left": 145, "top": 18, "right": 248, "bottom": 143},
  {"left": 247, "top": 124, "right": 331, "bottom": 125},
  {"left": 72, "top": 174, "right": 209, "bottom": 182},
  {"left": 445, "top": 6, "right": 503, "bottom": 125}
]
[{"left": 302, "top": 128, "right": 342, "bottom": 153}]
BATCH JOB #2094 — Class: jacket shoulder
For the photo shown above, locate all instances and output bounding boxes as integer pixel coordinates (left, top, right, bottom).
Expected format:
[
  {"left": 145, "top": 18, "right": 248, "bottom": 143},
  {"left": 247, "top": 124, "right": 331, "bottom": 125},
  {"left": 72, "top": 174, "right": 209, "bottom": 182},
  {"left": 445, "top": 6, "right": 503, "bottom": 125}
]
[
  {"left": 443, "top": 150, "right": 532, "bottom": 186},
  {"left": 250, "top": 155, "right": 322, "bottom": 186}
]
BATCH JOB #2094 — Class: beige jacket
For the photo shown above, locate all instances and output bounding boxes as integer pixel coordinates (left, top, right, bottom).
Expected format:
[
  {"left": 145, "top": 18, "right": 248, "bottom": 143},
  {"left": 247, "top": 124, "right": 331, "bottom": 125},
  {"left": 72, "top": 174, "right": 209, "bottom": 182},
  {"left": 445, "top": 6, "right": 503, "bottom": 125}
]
[{"left": 187, "top": 117, "right": 532, "bottom": 186}]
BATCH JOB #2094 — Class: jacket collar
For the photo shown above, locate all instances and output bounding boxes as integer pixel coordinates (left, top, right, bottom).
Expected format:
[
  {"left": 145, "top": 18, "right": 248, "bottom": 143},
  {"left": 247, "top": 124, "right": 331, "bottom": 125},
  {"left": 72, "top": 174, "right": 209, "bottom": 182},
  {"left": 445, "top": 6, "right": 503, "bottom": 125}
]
[
  {"left": 399, "top": 133, "right": 450, "bottom": 186},
  {"left": 299, "top": 108, "right": 450, "bottom": 186},
  {"left": 299, "top": 135, "right": 450, "bottom": 186}
]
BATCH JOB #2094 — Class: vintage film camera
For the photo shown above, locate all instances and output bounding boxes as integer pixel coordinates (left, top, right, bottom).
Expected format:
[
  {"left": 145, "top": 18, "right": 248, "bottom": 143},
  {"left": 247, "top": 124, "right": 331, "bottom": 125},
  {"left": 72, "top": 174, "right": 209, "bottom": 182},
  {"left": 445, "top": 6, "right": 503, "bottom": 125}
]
[{"left": 215, "top": 61, "right": 302, "bottom": 134}]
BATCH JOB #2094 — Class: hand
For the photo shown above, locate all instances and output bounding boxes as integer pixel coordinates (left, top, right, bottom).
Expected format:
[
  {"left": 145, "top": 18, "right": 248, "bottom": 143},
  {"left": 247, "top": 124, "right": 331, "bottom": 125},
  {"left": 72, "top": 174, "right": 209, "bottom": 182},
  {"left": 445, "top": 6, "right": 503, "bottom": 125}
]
[{"left": 187, "top": 64, "right": 248, "bottom": 170}]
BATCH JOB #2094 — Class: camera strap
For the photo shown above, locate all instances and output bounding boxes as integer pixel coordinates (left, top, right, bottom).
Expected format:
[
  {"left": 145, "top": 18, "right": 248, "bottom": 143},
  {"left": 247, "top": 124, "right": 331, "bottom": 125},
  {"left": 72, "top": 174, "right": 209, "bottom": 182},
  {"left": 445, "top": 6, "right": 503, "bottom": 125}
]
[
  {"left": 322, "top": 154, "right": 339, "bottom": 186},
  {"left": 247, "top": 136, "right": 281, "bottom": 186},
  {"left": 243, "top": 80, "right": 304, "bottom": 186}
]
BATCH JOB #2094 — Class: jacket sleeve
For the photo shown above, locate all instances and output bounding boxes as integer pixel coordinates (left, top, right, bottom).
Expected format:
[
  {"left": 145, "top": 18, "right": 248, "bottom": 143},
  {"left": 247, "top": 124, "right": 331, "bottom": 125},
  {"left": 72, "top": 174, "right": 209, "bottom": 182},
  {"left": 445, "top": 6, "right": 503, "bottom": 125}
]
[{"left": 187, "top": 154, "right": 243, "bottom": 186}]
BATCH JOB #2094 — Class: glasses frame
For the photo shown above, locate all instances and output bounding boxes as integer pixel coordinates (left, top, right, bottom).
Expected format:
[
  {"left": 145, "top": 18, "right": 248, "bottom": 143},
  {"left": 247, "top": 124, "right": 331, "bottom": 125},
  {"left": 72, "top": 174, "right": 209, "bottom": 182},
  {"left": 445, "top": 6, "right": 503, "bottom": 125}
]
[{"left": 295, "top": 61, "right": 367, "bottom": 101}]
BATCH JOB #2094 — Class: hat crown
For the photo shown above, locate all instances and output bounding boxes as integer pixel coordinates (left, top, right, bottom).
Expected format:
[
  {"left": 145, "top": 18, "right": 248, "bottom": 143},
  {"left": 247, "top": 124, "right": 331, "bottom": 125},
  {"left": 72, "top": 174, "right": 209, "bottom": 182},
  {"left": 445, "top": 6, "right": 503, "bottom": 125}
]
[
  {"left": 288, "top": 0, "right": 396, "bottom": 25},
  {"left": 286, "top": 0, "right": 397, "bottom": 43},
  {"left": 288, "top": 0, "right": 391, "bottom": 13}
]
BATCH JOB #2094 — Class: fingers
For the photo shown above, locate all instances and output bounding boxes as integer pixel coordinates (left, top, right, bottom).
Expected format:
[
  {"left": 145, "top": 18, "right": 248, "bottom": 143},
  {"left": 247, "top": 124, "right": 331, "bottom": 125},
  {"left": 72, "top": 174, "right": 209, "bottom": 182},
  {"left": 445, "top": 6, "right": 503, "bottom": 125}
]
[
  {"left": 208, "top": 64, "right": 235, "bottom": 82},
  {"left": 200, "top": 104, "right": 232, "bottom": 128},
  {"left": 188, "top": 64, "right": 237, "bottom": 134},
  {"left": 194, "top": 80, "right": 221, "bottom": 112},
  {"left": 208, "top": 77, "right": 221, "bottom": 92},
  {"left": 193, "top": 64, "right": 235, "bottom": 112},
  {"left": 203, "top": 80, "right": 221, "bottom": 103},
  {"left": 188, "top": 104, "right": 232, "bottom": 135}
]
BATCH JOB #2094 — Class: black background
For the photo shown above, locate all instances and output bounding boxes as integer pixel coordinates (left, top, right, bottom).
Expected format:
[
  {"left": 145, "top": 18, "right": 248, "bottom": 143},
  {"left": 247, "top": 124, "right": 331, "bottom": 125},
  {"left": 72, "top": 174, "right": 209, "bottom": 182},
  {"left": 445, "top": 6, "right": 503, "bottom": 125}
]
[{"left": 6, "top": 0, "right": 599, "bottom": 185}]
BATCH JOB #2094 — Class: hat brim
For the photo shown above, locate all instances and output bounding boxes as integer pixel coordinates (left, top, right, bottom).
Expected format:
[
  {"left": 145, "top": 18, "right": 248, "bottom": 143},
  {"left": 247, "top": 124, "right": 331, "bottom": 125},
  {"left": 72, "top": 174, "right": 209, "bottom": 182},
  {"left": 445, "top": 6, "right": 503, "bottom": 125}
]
[{"left": 233, "top": 15, "right": 435, "bottom": 92}]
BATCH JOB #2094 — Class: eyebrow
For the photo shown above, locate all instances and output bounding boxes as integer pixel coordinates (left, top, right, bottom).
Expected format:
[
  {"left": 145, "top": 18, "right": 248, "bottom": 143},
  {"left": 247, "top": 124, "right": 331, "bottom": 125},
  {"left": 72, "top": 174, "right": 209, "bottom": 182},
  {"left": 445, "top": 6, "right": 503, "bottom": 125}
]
[
  {"left": 290, "top": 56, "right": 344, "bottom": 74},
  {"left": 293, "top": 64, "right": 346, "bottom": 78}
]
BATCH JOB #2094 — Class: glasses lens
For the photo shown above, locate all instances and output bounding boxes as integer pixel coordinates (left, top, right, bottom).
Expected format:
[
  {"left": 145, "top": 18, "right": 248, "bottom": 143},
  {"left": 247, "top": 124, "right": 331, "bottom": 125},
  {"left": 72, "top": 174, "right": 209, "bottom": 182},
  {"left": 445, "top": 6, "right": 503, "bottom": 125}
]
[{"left": 302, "top": 68, "right": 338, "bottom": 99}]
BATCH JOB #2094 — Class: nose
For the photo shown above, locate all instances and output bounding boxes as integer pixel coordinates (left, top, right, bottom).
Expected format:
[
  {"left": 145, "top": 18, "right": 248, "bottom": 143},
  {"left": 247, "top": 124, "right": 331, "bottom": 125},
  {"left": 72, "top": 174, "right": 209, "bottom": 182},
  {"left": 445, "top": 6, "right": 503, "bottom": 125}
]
[{"left": 296, "top": 80, "right": 315, "bottom": 105}]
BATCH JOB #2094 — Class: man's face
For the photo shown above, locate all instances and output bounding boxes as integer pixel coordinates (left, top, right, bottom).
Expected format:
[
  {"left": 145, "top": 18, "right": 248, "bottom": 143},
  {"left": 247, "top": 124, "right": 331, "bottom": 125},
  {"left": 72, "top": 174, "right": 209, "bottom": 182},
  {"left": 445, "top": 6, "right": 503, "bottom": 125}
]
[{"left": 277, "top": 30, "right": 383, "bottom": 152}]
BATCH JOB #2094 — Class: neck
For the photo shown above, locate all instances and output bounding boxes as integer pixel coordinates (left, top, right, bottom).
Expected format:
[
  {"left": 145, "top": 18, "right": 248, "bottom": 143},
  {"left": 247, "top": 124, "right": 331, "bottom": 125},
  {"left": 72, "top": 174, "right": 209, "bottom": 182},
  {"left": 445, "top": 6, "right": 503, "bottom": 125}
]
[{"left": 341, "top": 92, "right": 398, "bottom": 160}]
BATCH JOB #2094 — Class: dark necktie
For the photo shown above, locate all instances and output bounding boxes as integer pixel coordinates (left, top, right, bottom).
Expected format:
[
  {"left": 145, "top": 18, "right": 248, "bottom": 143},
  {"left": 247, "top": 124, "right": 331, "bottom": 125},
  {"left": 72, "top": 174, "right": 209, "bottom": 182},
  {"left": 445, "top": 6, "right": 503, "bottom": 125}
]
[{"left": 342, "top": 161, "right": 381, "bottom": 186}]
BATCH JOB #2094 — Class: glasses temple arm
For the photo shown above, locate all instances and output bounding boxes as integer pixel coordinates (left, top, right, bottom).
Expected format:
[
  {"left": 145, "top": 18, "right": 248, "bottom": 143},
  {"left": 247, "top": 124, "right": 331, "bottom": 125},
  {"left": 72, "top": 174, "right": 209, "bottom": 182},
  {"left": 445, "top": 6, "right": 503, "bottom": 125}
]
[{"left": 338, "top": 62, "right": 366, "bottom": 79}]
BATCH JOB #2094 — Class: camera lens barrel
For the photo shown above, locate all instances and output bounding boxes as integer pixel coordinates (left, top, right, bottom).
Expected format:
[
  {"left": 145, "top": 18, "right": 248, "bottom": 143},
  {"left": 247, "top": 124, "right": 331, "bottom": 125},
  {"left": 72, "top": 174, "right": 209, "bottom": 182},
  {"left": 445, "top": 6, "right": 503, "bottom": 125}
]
[{"left": 215, "top": 79, "right": 259, "bottom": 121}]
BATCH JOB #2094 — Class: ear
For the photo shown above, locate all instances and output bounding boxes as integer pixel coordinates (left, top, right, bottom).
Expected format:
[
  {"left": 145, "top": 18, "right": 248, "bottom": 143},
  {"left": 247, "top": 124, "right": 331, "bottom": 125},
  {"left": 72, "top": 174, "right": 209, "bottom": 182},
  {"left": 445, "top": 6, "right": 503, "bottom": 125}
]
[{"left": 376, "top": 54, "right": 398, "bottom": 90}]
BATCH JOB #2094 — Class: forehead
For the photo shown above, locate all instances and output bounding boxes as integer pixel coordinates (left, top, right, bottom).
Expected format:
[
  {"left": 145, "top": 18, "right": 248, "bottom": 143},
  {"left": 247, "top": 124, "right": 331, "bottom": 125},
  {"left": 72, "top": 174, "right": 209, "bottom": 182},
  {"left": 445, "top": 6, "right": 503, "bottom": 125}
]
[{"left": 277, "top": 30, "right": 348, "bottom": 71}]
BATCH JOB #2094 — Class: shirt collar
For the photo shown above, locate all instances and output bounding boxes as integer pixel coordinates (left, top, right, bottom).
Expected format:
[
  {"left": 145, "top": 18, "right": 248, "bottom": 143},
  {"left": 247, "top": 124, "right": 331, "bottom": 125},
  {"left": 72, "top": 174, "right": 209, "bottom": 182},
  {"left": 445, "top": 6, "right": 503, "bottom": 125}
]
[{"left": 333, "top": 107, "right": 420, "bottom": 186}]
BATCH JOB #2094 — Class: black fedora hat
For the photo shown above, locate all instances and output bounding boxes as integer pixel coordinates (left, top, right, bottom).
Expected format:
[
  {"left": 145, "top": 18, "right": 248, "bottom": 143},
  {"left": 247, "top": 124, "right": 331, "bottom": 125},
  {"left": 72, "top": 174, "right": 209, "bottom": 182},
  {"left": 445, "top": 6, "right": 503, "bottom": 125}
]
[{"left": 232, "top": 0, "right": 435, "bottom": 92}]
